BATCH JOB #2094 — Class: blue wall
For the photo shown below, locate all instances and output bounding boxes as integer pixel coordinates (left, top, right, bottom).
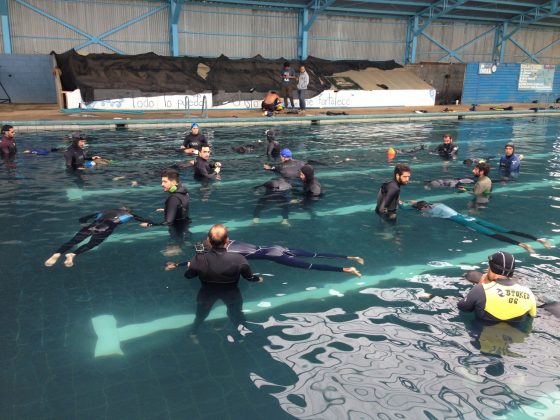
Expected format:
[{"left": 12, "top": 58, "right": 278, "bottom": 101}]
[
  {"left": 0, "top": 54, "right": 57, "bottom": 103},
  {"left": 462, "top": 63, "right": 560, "bottom": 105}
]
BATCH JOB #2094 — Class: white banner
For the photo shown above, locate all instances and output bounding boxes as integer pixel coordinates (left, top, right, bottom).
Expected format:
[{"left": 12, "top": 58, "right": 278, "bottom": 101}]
[{"left": 65, "top": 89, "right": 435, "bottom": 110}]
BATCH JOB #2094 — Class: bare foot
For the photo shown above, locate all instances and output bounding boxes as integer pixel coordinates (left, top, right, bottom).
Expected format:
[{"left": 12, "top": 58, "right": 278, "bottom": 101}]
[
  {"left": 519, "top": 243, "right": 535, "bottom": 254},
  {"left": 281, "top": 219, "right": 290, "bottom": 226},
  {"left": 64, "top": 253, "right": 76, "bottom": 267},
  {"left": 44, "top": 253, "right": 61, "bottom": 267},
  {"left": 165, "top": 262, "right": 178, "bottom": 271},
  {"left": 537, "top": 238, "right": 553, "bottom": 249},
  {"left": 348, "top": 256, "right": 364, "bottom": 265},
  {"left": 343, "top": 267, "right": 361, "bottom": 277},
  {"left": 252, "top": 217, "right": 260, "bottom": 224}
]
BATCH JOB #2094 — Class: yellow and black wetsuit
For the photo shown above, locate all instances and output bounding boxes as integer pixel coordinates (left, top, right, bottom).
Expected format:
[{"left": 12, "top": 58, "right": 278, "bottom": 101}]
[{"left": 458, "top": 278, "right": 536, "bottom": 322}]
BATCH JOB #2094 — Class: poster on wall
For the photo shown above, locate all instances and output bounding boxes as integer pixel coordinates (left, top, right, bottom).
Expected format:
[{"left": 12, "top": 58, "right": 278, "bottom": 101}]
[{"left": 518, "top": 64, "right": 555, "bottom": 91}]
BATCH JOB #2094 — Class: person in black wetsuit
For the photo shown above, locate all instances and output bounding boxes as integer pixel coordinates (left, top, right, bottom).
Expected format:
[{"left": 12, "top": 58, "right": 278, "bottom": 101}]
[
  {"left": 183, "top": 224, "right": 263, "bottom": 337},
  {"left": 181, "top": 123, "right": 208, "bottom": 155},
  {"left": 140, "top": 168, "right": 190, "bottom": 242},
  {"left": 299, "top": 164, "right": 321, "bottom": 197},
  {"left": 433, "top": 133, "right": 458, "bottom": 159},
  {"left": 375, "top": 163, "right": 411, "bottom": 223},
  {"left": 253, "top": 177, "right": 292, "bottom": 225},
  {"left": 0, "top": 124, "right": 17, "bottom": 160},
  {"left": 63, "top": 133, "right": 102, "bottom": 170},
  {"left": 458, "top": 251, "right": 537, "bottom": 322},
  {"left": 193, "top": 146, "right": 221, "bottom": 180},
  {"left": 167, "top": 238, "right": 363, "bottom": 276},
  {"left": 266, "top": 129, "right": 281, "bottom": 158},
  {"left": 44, "top": 207, "right": 152, "bottom": 268},
  {"left": 263, "top": 148, "right": 305, "bottom": 180}
]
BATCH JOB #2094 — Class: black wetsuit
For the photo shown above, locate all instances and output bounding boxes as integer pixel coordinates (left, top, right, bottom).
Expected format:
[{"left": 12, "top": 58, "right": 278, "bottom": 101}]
[
  {"left": 148, "top": 185, "right": 191, "bottom": 241},
  {"left": 180, "top": 240, "right": 350, "bottom": 272},
  {"left": 303, "top": 177, "right": 321, "bottom": 197},
  {"left": 435, "top": 143, "right": 458, "bottom": 159},
  {"left": 55, "top": 208, "right": 150, "bottom": 255},
  {"left": 0, "top": 135, "right": 17, "bottom": 159},
  {"left": 268, "top": 159, "right": 305, "bottom": 179},
  {"left": 185, "top": 247, "right": 260, "bottom": 333},
  {"left": 64, "top": 144, "right": 91, "bottom": 170},
  {"left": 253, "top": 178, "right": 292, "bottom": 220},
  {"left": 267, "top": 139, "right": 281, "bottom": 158},
  {"left": 182, "top": 133, "right": 208, "bottom": 150},
  {"left": 193, "top": 156, "right": 219, "bottom": 180},
  {"left": 375, "top": 179, "right": 400, "bottom": 222}
]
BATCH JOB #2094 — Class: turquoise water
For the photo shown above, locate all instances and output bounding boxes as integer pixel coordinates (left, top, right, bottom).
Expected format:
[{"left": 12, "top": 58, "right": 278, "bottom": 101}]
[{"left": 1, "top": 117, "right": 560, "bottom": 419}]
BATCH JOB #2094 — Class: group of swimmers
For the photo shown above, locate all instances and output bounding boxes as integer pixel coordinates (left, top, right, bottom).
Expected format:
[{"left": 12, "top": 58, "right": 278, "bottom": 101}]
[{"left": 17, "top": 121, "right": 551, "bottom": 326}]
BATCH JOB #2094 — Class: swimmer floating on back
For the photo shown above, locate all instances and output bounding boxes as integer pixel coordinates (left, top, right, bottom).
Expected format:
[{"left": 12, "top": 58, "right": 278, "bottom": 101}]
[{"left": 166, "top": 239, "right": 363, "bottom": 276}]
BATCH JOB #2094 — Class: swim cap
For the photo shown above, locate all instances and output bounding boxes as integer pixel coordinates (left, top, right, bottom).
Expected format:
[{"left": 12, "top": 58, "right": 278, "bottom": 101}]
[
  {"left": 265, "top": 129, "right": 275, "bottom": 138},
  {"left": 387, "top": 147, "right": 396, "bottom": 160},
  {"left": 191, "top": 123, "right": 199, "bottom": 129},
  {"left": 84, "top": 160, "right": 96, "bottom": 168},
  {"left": 280, "top": 148, "right": 292, "bottom": 158},
  {"left": 488, "top": 251, "right": 515, "bottom": 277}
]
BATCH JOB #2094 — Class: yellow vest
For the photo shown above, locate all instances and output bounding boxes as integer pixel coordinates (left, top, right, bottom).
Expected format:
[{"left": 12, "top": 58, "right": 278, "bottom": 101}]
[{"left": 483, "top": 281, "right": 536, "bottom": 321}]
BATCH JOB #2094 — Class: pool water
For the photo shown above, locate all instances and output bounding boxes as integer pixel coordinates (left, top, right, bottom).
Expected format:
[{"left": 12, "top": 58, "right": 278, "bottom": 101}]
[{"left": 1, "top": 117, "right": 560, "bottom": 419}]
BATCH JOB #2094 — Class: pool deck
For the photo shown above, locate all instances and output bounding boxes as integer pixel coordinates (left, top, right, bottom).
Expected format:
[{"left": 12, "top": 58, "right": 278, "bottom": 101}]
[{"left": 2, "top": 103, "right": 560, "bottom": 130}]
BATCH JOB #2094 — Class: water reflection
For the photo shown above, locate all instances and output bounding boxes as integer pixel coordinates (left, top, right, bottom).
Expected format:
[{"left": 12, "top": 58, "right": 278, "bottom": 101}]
[{"left": 252, "top": 289, "right": 560, "bottom": 419}]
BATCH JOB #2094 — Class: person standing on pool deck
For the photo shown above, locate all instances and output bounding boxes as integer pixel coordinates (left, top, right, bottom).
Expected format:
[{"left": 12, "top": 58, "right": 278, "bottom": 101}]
[
  {"left": 44, "top": 207, "right": 153, "bottom": 268},
  {"left": 263, "top": 148, "right": 304, "bottom": 180},
  {"left": 410, "top": 201, "right": 552, "bottom": 253},
  {"left": 193, "top": 146, "right": 221, "bottom": 180},
  {"left": 458, "top": 251, "right": 537, "bottom": 322},
  {"left": 140, "top": 168, "right": 190, "bottom": 241},
  {"left": 375, "top": 163, "right": 411, "bottom": 223},
  {"left": 181, "top": 123, "right": 208, "bottom": 155},
  {"left": 184, "top": 224, "right": 263, "bottom": 336},
  {"left": 280, "top": 61, "right": 296, "bottom": 109},
  {"left": 297, "top": 65, "right": 309, "bottom": 112},
  {"left": 499, "top": 142, "right": 523, "bottom": 180}
]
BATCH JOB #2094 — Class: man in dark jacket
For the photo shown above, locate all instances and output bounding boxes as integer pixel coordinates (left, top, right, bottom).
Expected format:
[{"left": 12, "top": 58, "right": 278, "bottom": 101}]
[
  {"left": 184, "top": 224, "right": 262, "bottom": 336},
  {"left": 435, "top": 133, "right": 458, "bottom": 159},
  {"left": 263, "top": 148, "right": 304, "bottom": 180},
  {"left": 375, "top": 163, "right": 411, "bottom": 223},
  {"left": 193, "top": 146, "right": 221, "bottom": 180},
  {"left": 181, "top": 123, "right": 208, "bottom": 155},
  {"left": 63, "top": 133, "right": 101, "bottom": 170},
  {"left": 0, "top": 124, "right": 17, "bottom": 160}
]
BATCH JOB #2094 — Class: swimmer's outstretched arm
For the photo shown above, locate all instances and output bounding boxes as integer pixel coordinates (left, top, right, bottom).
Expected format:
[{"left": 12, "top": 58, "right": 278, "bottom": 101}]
[{"left": 165, "top": 261, "right": 189, "bottom": 271}]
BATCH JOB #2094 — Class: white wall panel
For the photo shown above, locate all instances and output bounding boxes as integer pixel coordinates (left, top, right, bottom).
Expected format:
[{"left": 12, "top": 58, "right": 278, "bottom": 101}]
[{"left": 8, "top": 0, "right": 168, "bottom": 55}]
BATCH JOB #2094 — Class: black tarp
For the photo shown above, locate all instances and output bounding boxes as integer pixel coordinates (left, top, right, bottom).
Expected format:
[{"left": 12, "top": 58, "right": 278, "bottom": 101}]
[{"left": 54, "top": 50, "right": 402, "bottom": 104}]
